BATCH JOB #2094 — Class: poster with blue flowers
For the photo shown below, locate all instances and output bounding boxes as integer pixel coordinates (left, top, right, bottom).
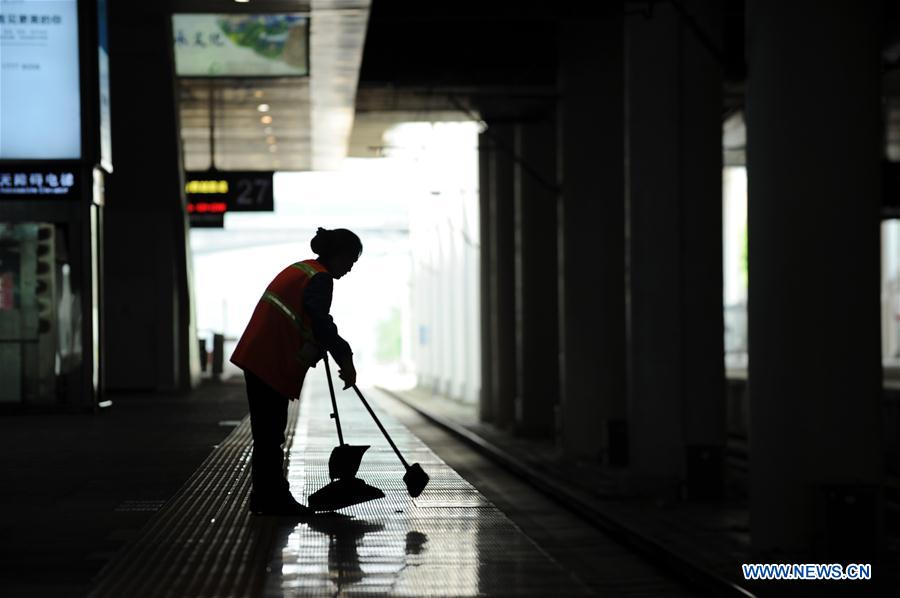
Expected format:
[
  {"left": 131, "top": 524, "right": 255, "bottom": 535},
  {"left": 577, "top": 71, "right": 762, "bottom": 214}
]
[{"left": 172, "top": 14, "right": 308, "bottom": 77}]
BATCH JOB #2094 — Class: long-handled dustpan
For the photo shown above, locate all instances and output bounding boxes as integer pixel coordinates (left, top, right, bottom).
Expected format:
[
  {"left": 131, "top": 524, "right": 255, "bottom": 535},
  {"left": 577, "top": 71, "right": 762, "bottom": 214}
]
[
  {"left": 308, "top": 353, "right": 384, "bottom": 512},
  {"left": 322, "top": 354, "right": 368, "bottom": 480},
  {"left": 350, "top": 385, "right": 430, "bottom": 498}
]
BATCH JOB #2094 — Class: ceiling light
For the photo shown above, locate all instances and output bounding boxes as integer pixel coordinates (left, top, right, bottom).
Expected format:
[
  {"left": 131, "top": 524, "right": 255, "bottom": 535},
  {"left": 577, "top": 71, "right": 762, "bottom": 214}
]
[
  {"left": 234, "top": 0, "right": 250, "bottom": 4},
  {"left": 260, "top": 115, "right": 272, "bottom": 124},
  {"left": 265, "top": 135, "right": 277, "bottom": 145},
  {"left": 257, "top": 103, "right": 270, "bottom": 113},
  {"left": 268, "top": 145, "right": 278, "bottom": 153}
]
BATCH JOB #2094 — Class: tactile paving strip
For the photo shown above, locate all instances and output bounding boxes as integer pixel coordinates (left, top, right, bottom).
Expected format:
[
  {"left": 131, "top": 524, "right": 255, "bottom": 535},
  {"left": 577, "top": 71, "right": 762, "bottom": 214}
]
[
  {"left": 89, "top": 396, "right": 300, "bottom": 598},
  {"left": 89, "top": 375, "right": 592, "bottom": 597}
]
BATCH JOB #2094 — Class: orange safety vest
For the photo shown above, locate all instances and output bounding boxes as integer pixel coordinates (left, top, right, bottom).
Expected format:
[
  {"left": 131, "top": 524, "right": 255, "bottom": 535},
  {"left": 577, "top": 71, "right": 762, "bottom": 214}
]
[{"left": 230, "top": 259, "right": 329, "bottom": 399}]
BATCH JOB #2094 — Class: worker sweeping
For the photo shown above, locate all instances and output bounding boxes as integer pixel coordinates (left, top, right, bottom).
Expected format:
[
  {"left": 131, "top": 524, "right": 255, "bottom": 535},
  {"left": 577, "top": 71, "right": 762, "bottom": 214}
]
[{"left": 230, "top": 227, "right": 362, "bottom": 516}]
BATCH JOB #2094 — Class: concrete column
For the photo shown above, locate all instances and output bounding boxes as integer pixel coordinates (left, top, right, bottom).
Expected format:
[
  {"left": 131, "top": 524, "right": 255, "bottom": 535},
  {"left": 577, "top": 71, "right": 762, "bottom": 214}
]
[
  {"left": 746, "top": 1, "right": 883, "bottom": 558},
  {"left": 513, "top": 120, "right": 559, "bottom": 437},
  {"left": 557, "top": 17, "right": 627, "bottom": 460},
  {"left": 624, "top": 1, "right": 726, "bottom": 496},
  {"left": 478, "top": 134, "right": 495, "bottom": 421},
  {"left": 105, "top": 5, "right": 199, "bottom": 391},
  {"left": 488, "top": 124, "right": 517, "bottom": 428}
]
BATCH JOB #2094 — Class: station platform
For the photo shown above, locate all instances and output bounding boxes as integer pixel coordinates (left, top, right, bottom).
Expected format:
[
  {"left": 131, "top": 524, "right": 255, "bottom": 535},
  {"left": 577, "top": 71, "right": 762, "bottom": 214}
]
[{"left": 81, "top": 375, "right": 695, "bottom": 597}]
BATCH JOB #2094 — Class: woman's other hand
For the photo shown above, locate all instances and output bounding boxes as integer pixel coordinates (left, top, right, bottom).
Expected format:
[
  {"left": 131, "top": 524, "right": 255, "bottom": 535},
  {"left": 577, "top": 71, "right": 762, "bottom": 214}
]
[{"left": 338, "top": 360, "right": 357, "bottom": 390}]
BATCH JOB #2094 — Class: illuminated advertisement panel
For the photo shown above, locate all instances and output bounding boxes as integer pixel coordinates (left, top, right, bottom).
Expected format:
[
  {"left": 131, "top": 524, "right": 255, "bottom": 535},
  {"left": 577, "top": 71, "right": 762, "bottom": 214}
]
[
  {"left": 0, "top": 0, "right": 82, "bottom": 160},
  {"left": 172, "top": 13, "right": 309, "bottom": 77},
  {"left": 97, "top": 0, "right": 111, "bottom": 171}
]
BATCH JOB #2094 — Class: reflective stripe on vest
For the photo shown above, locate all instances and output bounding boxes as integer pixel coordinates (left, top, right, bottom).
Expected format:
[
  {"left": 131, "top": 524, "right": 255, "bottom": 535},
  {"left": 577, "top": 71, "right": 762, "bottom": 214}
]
[
  {"left": 291, "top": 261, "right": 321, "bottom": 280},
  {"left": 261, "top": 290, "right": 315, "bottom": 342}
]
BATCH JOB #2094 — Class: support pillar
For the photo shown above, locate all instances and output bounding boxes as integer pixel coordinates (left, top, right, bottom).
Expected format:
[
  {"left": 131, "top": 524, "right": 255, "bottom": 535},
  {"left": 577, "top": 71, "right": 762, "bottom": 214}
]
[
  {"left": 624, "top": 1, "right": 726, "bottom": 496},
  {"left": 488, "top": 124, "right": 517, "bottom": 429},
  {"left": 557, "top": 17, "right": 627, "bottom": 460},
  {"left": 513, "top": 119, "right": 559, "bottom": 437},
  {"left": 746, "top": 0, "right": 883, "bottom": 558},
  {"left": 479, "top": 133, "right": 494, "bottom": 421},
  {"left": 106, "top": 5, "right": 199, "bottom": 391}
]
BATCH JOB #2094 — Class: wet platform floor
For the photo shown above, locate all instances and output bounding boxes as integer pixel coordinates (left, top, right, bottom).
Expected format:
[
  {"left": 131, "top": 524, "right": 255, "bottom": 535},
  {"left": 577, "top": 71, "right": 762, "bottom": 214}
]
[{"left": 88, "top": 375, "right": 694, "bottom": 597}]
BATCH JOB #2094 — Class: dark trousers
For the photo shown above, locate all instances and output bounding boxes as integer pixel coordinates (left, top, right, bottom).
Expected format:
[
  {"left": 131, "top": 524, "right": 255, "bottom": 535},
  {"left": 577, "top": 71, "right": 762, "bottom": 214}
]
[{"left": 244, "top": 370, "right": 290, "bottom": 498}]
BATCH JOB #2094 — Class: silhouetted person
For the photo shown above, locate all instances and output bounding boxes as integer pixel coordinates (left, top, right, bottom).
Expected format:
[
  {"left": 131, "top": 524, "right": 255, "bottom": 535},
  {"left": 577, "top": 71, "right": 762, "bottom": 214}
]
[{"left": 231, "top": 227, "right": 361, "bottom": 515}]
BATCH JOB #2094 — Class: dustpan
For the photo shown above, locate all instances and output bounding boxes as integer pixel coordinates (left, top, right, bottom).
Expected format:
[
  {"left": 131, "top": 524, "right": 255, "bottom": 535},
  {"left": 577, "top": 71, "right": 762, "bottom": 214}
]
[
  {"left": 307, "top": 353, "right": 385, "bottom": 511},
  {"left": 322, "top": 353, "right": 370, "bottom": 480}
]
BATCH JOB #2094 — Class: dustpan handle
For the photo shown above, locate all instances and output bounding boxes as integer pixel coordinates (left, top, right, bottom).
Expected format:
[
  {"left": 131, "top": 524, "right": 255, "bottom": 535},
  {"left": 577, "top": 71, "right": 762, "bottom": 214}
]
[{"left": 322, "top": 352, "right": 344, "bottom": 446}]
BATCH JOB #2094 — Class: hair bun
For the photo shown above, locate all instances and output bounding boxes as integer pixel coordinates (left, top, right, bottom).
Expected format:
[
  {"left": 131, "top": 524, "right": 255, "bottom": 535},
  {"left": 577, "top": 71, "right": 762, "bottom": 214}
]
[{"left": 310, "top": 227, "right": 363, "bottom": 260}]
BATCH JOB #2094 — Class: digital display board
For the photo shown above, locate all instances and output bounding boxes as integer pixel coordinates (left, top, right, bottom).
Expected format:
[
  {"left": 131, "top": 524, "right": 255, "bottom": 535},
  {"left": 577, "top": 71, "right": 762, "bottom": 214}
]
[
  {"left": 184, "top": 171, "right": 274, "bottom": 212},
  {"left": 172, "top": 14, "right": 308, "bottom": 77},
  {"left": 0, "top": 0, "right": 82, "bottom": 159}
]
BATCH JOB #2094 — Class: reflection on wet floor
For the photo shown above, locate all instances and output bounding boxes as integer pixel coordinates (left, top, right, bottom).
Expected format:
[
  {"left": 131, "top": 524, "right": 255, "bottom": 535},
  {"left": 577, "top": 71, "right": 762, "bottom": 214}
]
[
  {"left": 263, "top": 375, "right": 591, "bottom": 596},
  {"left": 268, "top": 516, "right": 388, "bottom": 592},
  {"left": 270, "top": 518, "right": 434, "bottom": 593}
]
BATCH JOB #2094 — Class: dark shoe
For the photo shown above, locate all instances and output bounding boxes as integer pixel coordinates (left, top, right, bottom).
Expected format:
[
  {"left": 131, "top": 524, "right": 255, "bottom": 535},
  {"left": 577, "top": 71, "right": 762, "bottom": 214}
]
[{"left": 249, "top": 491, "right": 313, "bottom": 517}]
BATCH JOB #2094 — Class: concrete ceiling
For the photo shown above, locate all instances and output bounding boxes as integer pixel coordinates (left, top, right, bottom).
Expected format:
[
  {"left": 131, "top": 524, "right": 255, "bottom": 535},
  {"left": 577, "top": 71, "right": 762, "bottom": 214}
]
[
  {"left": 353, "top": 0, "right": 748, "bottom": 120},
  {"left": 309, "top": 0, "right": 370, "bottom": 169},
  {"left": 173, "top": 0, "right": 370, "bottom": 172},
  {"left": 179, "top": 78, "right": 311, "bottom": 171}
]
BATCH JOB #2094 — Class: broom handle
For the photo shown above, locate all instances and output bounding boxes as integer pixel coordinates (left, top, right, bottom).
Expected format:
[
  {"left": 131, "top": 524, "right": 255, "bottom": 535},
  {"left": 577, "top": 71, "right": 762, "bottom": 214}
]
[
  {"left": 322, "top": 353, "right": 344, "bottom": 446},
  {"left": 351, "top": 385, "right": 410, "bottom": 469}
]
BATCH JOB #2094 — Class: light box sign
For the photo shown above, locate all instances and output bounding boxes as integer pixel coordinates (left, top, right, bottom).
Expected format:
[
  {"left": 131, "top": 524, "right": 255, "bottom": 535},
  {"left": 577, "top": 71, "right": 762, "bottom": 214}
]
[
  {"left": 0, "top": 168, "right": 79, "bottom": 197},
  {"left": 0, "top": 0, "right": 81, "bottom": 160},
  {"left": 172, "top": 14, "right": 308, "bottom": 77},
  {"left": 97, "top": 0, "right": 112, "bottom": 171}
]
